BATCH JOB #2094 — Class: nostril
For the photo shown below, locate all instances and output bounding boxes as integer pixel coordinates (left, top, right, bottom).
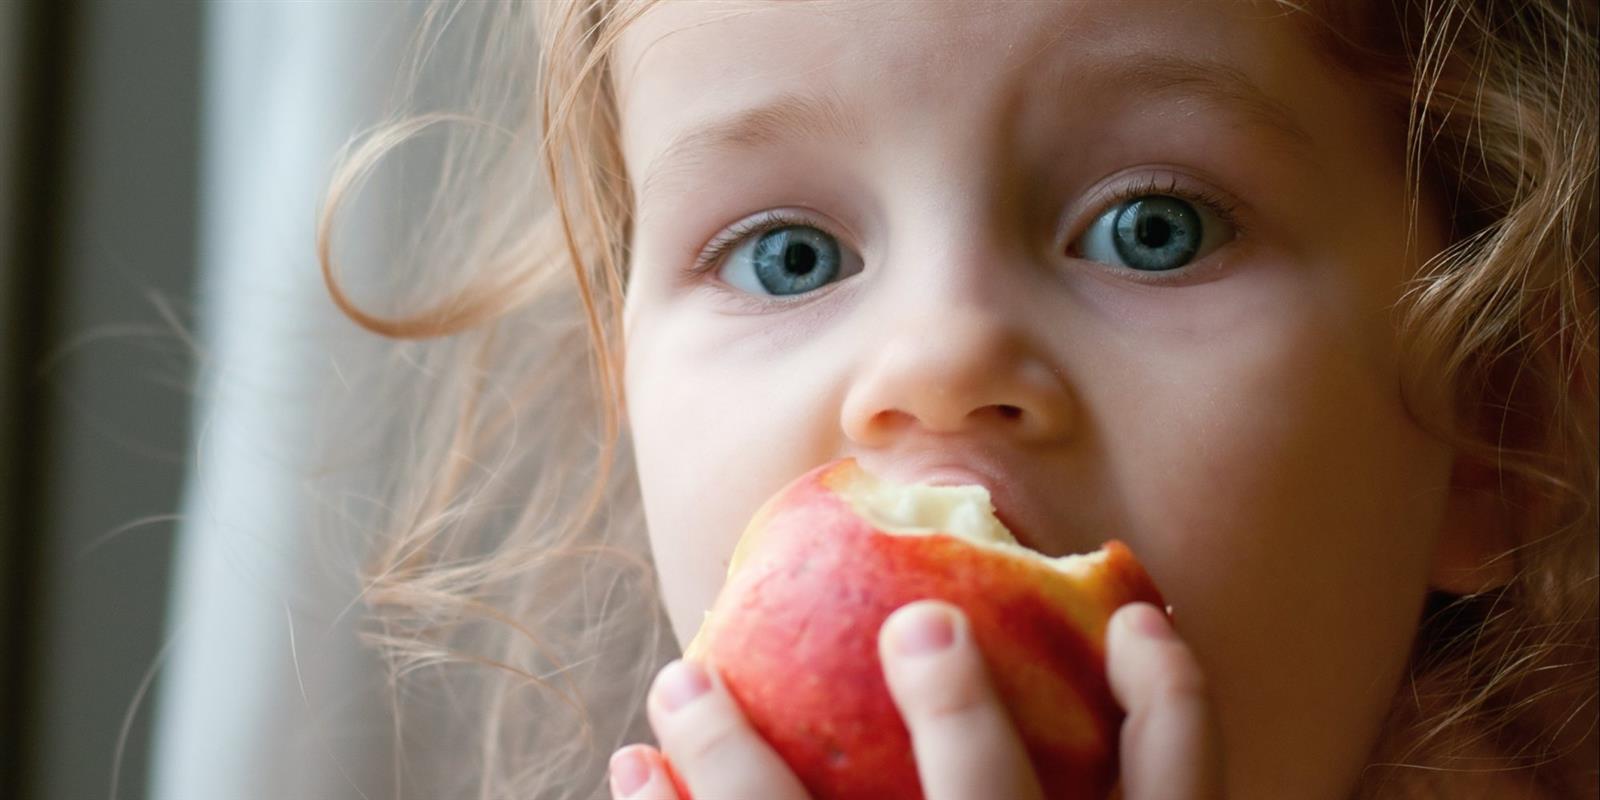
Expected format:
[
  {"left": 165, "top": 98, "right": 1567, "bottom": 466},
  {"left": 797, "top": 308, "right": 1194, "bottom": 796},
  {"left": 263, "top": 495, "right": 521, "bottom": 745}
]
[{"left": 996, "top": 404, "right": 1022, "bottom": 420}]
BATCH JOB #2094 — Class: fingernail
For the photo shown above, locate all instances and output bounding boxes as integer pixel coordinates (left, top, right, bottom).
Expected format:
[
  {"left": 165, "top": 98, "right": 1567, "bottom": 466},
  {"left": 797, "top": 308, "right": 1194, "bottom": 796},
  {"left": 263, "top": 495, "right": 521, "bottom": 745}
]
[
  {"left": 889, "top": 603, "right": 957, "bottom": 656},
  {"left": 656, "top": 659, "right": 711, "bottom": 713},
  {"left": 1124, "top": 602, "right": 1176, "bottom": 641},
  {"left": 609, "top": 747, "right": 651, "bottom": 797}
]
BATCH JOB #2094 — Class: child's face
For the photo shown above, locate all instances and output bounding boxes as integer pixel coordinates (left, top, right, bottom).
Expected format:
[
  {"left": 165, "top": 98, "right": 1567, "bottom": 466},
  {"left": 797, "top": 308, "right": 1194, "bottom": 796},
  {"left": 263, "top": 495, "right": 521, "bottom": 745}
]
[{"left": 618, "top": 1, "right": 1457, "bottom": 796}]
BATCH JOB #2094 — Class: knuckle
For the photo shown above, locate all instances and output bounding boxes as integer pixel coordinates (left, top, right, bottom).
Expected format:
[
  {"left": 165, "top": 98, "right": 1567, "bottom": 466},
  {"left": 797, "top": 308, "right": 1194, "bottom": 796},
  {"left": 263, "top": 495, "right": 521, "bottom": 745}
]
[
  {"left": 670, "top": 705, "right": 751, "bottom": 768},
  {"left": 1121, "top": 700, "right": 1160, "bottom": 748},
  {"left": 921, "top": 678, "right": 990, "bottom": 723}
]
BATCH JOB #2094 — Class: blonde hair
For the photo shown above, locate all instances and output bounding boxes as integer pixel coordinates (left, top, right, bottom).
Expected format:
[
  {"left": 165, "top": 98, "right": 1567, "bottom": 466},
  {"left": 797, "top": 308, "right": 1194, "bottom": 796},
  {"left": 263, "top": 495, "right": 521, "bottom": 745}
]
[{"left": 314, "top": 1, "right": 1596, "bottom": 798}]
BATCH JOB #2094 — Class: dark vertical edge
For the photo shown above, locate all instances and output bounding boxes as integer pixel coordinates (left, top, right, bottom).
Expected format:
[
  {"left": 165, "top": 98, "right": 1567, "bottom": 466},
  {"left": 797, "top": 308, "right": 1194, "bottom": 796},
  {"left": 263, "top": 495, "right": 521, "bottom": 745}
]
[{"left": 1, "top": 0, "right": 78, "bottom": 798}]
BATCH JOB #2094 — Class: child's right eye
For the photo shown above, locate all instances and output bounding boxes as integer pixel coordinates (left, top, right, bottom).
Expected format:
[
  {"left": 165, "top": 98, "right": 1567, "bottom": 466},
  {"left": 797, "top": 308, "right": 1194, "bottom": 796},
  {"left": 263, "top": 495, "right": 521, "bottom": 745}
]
[{"left": 699, "top": 211, "right": 862, "bottom": 299}]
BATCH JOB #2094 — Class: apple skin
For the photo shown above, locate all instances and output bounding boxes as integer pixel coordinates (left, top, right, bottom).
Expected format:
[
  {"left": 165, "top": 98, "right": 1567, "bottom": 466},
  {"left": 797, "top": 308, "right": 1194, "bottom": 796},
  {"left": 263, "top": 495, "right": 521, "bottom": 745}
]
[{"left": 672, "top": 457, "right": 1167, "bottom": 800}]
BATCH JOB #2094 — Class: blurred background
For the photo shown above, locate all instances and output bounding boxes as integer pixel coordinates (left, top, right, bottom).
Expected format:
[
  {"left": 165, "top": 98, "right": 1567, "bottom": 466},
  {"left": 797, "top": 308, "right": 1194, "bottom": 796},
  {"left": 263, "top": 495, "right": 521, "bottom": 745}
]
[{"left": 1, "top": 2, "right": 441, "bottom": 798}]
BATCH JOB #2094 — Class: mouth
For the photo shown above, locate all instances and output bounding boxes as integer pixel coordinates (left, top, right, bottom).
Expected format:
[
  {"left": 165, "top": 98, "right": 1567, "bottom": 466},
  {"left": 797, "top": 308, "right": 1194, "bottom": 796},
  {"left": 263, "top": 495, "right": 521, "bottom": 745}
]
[{"left": 989, "top": 506, "right": 1043, "bottom": 553}]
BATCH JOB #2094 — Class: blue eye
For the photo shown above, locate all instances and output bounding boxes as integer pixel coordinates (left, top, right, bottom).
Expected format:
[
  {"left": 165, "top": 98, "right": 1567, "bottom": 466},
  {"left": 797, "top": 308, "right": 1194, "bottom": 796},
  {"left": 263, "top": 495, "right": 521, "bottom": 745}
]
[
  {"left": 717, "top": 222, "right": 847, "bottom": 297},
  {"left": 1075, "top": 194, "right": 1234, "bottom": 273}
]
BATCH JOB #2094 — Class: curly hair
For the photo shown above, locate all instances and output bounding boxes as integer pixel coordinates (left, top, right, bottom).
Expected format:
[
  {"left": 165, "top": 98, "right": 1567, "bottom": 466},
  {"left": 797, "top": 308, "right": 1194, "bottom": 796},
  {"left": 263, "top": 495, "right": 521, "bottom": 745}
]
[{"left": 314, "top": 1, "right": 1596, "bottom": 797}]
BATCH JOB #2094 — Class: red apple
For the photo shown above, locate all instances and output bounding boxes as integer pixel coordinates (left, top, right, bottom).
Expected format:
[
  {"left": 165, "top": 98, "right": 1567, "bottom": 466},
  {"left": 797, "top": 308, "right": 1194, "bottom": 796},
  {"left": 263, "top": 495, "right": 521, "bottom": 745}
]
[{"left": 669, "top": 457, "right": 1166, "bottom": 800}]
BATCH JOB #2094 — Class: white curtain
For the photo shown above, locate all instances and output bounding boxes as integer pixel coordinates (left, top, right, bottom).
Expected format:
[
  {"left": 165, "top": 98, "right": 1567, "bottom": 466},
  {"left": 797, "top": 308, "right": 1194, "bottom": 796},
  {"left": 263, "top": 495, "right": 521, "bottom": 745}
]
[{"left": 151, "top": 4, "right": 426, "bottom": 798}]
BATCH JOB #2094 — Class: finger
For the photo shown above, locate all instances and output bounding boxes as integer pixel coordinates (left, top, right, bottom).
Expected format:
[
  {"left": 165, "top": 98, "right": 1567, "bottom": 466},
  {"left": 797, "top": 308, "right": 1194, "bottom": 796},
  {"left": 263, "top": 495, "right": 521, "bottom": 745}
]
[
  {"left": 1106, "top": 602, "right": 1225, "bottom": 800},
  {"left": 879, "top": 600, "right": 1045, "bottom": 800},
  {"left": 646, "top": 658, "right": 810, "bottom": 800},
  {"left": 608, "top": 744, "right": 681, "bottom": 800}
]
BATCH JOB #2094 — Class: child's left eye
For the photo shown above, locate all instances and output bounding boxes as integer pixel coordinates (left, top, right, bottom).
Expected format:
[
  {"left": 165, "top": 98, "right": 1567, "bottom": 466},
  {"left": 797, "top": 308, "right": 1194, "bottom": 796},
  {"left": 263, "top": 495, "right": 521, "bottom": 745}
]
[{"left": 1072, "top": 193, "right": 1236, "bottom": 275}]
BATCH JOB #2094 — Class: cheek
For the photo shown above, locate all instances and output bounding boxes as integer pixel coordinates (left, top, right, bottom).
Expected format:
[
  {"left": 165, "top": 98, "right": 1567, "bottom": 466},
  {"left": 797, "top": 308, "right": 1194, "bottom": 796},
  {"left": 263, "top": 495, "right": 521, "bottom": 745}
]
[
  {"left": 624, "top": 308, "right": 841, "bottom": 647},
  {"left": 1099, "top": 298, "right": 1454, "bottom": 794}
]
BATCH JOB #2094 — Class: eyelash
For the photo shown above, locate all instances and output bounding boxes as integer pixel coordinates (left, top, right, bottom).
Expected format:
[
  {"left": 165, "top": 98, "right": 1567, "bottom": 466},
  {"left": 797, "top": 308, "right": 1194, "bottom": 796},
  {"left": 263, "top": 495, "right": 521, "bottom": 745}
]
[
  {"left": 1072, "top": 175, "right": 1247, "bottom": 285},
  {"left": 690, "top": 175, "right": 1247, "bottom": 285},
  {"left": 691, "top": 209, "right": 819, "bottom": 275}
]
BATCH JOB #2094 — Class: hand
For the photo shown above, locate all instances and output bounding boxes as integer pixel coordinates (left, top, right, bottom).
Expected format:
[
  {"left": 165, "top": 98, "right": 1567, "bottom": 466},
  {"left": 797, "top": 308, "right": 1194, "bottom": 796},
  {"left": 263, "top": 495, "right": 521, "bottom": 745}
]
[
  {"left": 1105, "top": 601, "right": 1226, "bottom": 800},
  {"left": 606, "top": 655, "right": 808, "bottom": 800},
  {"left": 607, "top": 600, "right": 1223, "bottom": 800}
]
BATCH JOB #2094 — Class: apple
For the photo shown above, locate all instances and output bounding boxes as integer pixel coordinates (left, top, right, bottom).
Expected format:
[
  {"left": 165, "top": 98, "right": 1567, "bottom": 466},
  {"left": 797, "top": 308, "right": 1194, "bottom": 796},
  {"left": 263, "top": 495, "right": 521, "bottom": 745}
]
[{"left": 670, "top": 457, "right": 1166, "bottom": 800}]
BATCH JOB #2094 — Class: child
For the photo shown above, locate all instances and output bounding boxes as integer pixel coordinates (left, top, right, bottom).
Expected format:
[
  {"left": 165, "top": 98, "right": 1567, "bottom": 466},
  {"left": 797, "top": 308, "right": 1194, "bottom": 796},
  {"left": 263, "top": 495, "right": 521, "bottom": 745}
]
[{"left": 316, "top": 1, "right": 1596, "bottom": 798}]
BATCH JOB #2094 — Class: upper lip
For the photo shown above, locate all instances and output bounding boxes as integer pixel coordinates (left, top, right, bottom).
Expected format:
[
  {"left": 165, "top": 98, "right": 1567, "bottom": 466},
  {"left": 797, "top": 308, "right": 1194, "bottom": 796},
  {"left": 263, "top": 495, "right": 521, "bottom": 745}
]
[{"left": 861, "top": 457, "right": 1050, "bottom": 553}]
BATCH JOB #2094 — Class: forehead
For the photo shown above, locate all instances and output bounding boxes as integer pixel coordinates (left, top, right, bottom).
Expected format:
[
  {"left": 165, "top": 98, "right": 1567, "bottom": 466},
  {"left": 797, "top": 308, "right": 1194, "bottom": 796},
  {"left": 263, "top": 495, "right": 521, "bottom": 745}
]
[{"left": 611, "top": 1, "right": 1328, "bottom": 192}]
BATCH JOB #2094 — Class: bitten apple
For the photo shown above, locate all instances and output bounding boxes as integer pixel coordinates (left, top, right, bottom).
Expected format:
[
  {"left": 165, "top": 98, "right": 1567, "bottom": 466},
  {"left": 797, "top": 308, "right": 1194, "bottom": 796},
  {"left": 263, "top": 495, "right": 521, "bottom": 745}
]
[{"left": 672, "top": 457, "right": 1166, "bottom": 800}]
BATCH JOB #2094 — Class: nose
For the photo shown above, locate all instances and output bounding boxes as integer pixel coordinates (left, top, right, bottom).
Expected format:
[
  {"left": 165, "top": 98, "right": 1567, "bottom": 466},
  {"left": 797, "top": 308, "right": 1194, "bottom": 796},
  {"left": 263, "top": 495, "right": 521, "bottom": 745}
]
[{"left": 840, "top": 274, "right": 1075, "bottom": 446}]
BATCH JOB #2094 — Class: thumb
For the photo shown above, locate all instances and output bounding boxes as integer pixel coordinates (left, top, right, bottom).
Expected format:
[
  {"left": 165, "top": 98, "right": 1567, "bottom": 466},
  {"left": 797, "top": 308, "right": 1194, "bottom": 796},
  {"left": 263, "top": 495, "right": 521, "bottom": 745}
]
[{"left": 1106, "top": 602, "right": 1225, "bottom": 800}]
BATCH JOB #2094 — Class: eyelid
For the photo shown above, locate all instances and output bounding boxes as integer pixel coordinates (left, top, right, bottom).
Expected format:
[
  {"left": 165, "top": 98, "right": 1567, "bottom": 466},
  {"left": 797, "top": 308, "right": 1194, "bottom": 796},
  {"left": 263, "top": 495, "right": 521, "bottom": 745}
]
[
  {"left": 1063, "top": 172, "right": 1246, "bottom": 247},
  {"left": 689, "top": 208, "right": 861, "bottom": 311},
  {"left": 1062, "top": 172, "right": 1247, "bottom": 285},
  {"left": 692, "top": 208, "right": 845, "bottom": 275}
]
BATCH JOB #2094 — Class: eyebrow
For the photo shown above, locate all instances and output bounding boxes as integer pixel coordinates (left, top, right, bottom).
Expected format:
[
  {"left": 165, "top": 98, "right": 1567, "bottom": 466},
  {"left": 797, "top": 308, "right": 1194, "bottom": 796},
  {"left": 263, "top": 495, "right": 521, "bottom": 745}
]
[
  {"left": 637, "top": 53, "right": 1313, "bottom": 210},
  {"left": 1084, "top": 54, "right": 1314, "bottom": 153},
  {"left": 639, "top": 87, "right": 865, "bottom": 212}
]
